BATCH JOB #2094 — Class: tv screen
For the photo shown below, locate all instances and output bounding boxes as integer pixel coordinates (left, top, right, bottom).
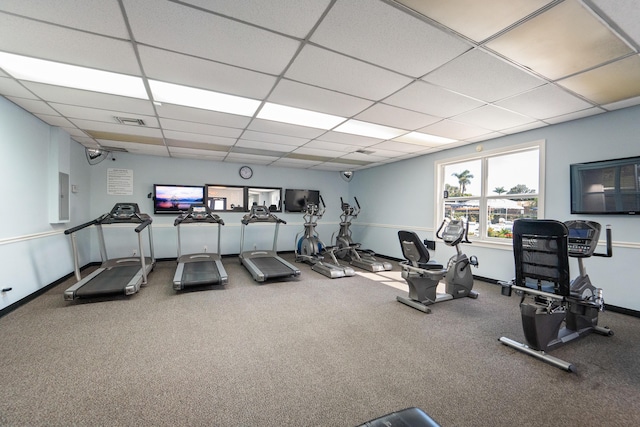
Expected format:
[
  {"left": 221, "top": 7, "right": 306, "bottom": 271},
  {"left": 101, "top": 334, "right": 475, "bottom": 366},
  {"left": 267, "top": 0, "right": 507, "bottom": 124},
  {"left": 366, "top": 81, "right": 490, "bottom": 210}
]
[
  {"left": 154, "top": 184, "right": 205, "bottom": 214},
  {"left": 570, "top": 156, "right": 640, "bottom": 215},
  {"left": 284, "top": 189, "right": 320, "bottom": 212}
]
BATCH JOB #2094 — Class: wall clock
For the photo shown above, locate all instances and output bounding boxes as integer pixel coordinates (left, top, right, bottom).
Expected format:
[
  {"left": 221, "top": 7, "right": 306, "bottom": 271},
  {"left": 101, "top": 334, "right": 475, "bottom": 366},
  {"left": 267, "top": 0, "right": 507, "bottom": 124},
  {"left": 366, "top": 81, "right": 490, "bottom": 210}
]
[{"left": 239, "top": 165, "right": 253, "bottom": 179}]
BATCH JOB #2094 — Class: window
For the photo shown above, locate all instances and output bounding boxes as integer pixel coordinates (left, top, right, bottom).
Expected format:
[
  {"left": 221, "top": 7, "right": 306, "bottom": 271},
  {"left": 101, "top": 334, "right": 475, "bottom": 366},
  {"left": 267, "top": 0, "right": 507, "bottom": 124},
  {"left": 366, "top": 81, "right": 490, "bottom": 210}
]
[
  {"left": 437, "top": 141, "right": 544, "bottom": 242},
  {"left": 206, "top": 185, "right": 246, "bottom": 212},
  {"left": 247, "top": 187, "right": 282, "bottom": 212}
]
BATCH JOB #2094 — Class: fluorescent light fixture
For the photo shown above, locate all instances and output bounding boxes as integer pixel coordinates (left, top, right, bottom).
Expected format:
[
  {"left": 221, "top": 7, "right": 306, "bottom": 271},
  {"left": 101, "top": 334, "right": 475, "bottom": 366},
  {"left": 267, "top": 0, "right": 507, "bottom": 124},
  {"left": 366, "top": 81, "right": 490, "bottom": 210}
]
[
  {"left": 257, "top": 102, "right": 346, "bottom": 129},
  {"left": 334, "top": 119, "right": 407, "bottom": 139},
  {"left": 149, "top": 80, "right": 260, "bottom": 117},
  {"left": 0, "top": 51, "right": 148, "bottom": 99},
  {"left": 394, "top": 131, "right": 457, "bottom": 146}
]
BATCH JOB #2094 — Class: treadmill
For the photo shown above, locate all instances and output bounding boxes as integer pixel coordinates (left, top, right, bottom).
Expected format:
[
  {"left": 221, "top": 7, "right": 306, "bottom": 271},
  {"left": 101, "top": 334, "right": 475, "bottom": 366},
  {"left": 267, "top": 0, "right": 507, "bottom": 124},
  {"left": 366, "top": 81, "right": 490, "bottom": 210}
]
[
  {"left": 64, "top": 203, "right": 155, "bottom": 300},
  {"left": 239, "top": 204, "right": 301, "bottom": 282},
  {"left": 173, "top": 204, "right": 228, "bottom": 290}
]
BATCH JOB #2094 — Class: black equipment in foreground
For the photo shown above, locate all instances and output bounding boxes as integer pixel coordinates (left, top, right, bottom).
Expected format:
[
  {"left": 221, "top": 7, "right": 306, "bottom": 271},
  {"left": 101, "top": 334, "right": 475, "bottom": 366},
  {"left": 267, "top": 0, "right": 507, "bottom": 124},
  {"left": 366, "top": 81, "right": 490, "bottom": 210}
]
[
  {"left": 64, "top": 203, "right": 155, "bottom": 300},
  {"left": 397, "top": 219, "right": 478, "bottom": 313},
  {"left": 173, "top": 204, "right": 227, "bottom": 290},
  {"left": 239, "top": 204, "right": 301, "bottom": 283},
  {"left": 499, "top": 219, "right": 613, "bottom": 372},
  {"left": 294, "top": 195, "right": 355, "bottom": 279},
  {"left": 357, "top": 407, "right": 441, "bottom": 427},
  {"left": 333, "top": 197, "right": 392, "bottom": 272}
]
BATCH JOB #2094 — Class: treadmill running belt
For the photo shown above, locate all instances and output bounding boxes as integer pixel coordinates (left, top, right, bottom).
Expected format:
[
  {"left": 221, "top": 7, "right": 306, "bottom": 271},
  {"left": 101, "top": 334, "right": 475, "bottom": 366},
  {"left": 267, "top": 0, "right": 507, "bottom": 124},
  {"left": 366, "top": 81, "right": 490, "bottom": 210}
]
[
  {"left": 250, "top": 257, "right": 295, "bottom": 279},
  {"left": 181, "top": 262, "right": 221, "bottom": 286},
  {"left": 76, "top": 265, "right": 141, "bottom": 298}
]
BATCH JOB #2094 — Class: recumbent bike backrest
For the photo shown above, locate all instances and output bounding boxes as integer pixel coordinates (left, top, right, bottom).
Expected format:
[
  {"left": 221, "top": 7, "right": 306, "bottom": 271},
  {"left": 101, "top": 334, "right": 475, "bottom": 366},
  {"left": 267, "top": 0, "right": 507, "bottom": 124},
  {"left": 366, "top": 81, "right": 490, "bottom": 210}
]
[
  {"left": 398, "top": 230, "right": 444, "bottom": 270},
  {"left": 512, "top": 219, "right": 571, "bottom": 296}
]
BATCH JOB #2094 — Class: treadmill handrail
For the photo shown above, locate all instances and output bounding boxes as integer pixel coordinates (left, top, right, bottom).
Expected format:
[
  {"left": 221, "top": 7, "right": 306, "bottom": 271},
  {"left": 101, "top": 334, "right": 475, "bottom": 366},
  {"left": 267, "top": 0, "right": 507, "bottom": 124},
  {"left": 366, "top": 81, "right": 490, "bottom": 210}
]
[
  {"left": 135, "top": 219, "right": 152, "bottom": 233},
  {"left": 64, "top": 213, "right": 110, "bottom": 235}
]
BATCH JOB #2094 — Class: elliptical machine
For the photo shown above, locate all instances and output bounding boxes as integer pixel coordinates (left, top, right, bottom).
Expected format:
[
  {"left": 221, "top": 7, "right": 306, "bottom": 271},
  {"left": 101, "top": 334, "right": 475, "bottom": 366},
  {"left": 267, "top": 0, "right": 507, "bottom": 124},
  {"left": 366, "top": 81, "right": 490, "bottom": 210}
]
[
  {"left": 499, "top": 219, "right": 613, "bottom": 372},
  {"left": 396, "top": 218, "right": 478, "bottom": 313},
  {"left": 295, "top": 196, "right": 355, "bottom": 279},
  {"left": 333, "top": 197, "right": 392, "bottom": 272}
]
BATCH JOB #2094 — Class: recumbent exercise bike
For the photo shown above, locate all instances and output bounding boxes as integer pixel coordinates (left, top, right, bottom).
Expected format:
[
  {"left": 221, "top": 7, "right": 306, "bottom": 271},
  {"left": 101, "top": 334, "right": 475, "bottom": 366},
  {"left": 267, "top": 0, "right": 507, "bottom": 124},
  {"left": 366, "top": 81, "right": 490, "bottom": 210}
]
[
  {"left": 499, "top": 219, "right": 613, "bottom": 372},
  {"left": 396, "top": 218, "right": 479, "bottom": 313}
]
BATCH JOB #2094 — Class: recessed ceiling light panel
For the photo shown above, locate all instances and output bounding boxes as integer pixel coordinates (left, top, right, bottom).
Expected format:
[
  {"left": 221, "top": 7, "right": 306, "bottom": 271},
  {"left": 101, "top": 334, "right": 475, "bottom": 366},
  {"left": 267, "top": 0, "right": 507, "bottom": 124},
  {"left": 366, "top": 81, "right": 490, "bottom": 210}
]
[
  {"left": 257, "top": 103, "right": 346, "bottom": 129},
  {"left": 334, "top": 120, "right": 408, "bottom": 139},
  {"left": 0, "top": 51, "right": 148, "bottom": 99}
]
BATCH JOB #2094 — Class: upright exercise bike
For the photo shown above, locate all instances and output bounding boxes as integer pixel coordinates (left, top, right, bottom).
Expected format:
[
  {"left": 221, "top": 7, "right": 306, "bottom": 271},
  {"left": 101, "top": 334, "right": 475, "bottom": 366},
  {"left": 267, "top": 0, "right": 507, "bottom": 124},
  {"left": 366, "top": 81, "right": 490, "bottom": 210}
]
[
  {"left": 295, "top": 196, "right": 355, "bottom": 279},
  {"left": 499, "top": 219, "right": 613, "bottom": 372},
  {"left": 397, "top": 218, "right": 478, "bottom": 313},
  {"left": 333, "top": 197, "right": 392, "bottom": 272}
]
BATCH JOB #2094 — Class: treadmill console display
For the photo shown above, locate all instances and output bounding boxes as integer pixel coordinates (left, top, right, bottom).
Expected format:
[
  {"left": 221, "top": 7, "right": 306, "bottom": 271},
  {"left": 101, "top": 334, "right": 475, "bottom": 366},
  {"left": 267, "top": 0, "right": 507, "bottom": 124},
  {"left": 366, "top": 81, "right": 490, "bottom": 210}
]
[
  {"left": 110, "top": 203, "right": 140, "bottom": 220},
  {"left": 565, "top": 220, "right": 600, "bottom": 257}
]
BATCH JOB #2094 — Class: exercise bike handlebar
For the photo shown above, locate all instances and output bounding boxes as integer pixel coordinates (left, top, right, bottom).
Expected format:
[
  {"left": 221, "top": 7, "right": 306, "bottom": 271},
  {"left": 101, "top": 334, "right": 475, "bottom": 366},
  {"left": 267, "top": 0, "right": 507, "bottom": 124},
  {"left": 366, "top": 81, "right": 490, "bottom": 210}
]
[{"left": 436, "top": 218, "right": 472, "bottom": 245}]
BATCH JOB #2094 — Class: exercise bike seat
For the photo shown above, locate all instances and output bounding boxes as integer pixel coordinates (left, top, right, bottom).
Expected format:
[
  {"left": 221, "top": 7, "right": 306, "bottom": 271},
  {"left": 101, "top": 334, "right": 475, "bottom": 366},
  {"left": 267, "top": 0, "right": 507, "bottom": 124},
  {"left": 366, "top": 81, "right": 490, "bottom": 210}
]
[{"left": 398, "top": 230, "right": 444, "bottom": 270}]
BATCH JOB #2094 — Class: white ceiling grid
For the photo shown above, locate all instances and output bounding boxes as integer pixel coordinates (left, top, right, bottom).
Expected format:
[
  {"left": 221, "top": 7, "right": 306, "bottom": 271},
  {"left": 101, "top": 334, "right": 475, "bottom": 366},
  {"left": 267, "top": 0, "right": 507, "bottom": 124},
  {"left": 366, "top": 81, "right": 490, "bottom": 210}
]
[{"left": 0, "top": 0, "right": 639, "bottom": 171}]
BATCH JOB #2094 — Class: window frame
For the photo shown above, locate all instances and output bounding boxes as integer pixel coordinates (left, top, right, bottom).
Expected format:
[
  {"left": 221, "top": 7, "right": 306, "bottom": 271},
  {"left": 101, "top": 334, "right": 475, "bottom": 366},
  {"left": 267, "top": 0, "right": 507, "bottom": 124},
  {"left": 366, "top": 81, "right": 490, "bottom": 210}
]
[{"left": 435, "top": 140, "right": 545, "bottom": 246}]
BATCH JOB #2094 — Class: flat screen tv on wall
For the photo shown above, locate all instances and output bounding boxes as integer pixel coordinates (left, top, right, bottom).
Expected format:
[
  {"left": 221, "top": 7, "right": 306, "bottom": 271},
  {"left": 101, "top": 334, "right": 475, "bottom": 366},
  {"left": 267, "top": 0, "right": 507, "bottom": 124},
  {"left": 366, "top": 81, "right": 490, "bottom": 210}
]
[
  {"left": 570, "top": 156, "right": 640, "bottom": 215},
  {"left": 284, "top": 189, "right": 320, "bottom": 212},
  {"left": 153, "top": 184, "right": 205, "bottom": 214}
]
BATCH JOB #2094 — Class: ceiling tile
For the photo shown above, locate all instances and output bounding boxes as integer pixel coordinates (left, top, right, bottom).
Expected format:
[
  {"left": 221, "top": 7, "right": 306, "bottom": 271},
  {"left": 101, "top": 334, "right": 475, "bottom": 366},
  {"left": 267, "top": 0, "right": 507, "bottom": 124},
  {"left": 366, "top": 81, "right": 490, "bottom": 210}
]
[
  {"left": 395, "top": 0, "right": 553, "bottom": 42},
  {"left": 311, "top": 0, "right": 471, "bottom": 77},
  {"left": 268, "top": 79, "right": 373, "bottom": 117},
  {"left": 0, "top": 0, "right": 129, "bottom": 38},
  {"left": 247, "top": 118, "right": 327, "bottom": 139},
  {"left": 6, "top": 97, "right": 58, "bottom": 115},
  {"left": 285, "top": 45, "right": 413, "bottom": 100},
  {"left": 235, "top": 139, "right": 297, "bottom": 153},
  {"left": 169, "top": 146, "right": 228, "bottom": 159},
  {"left": 543, "top": 107, "right": 605, "bottom": 124},
  {"left": 224, "top": 153, "right": 279, "bottom": 165},
  {"left": 339, "top": 151, "right": 390, "bottom": 162},
  {"left": 163, "top": 130, "right": 236, "bottom": 147},
  {"left": 155, "top": 104, "right": 250, "bottom": 129},
  {"left": 241, "top": 130, "right": 310, "bottom": 146},
  {"left": 292, "top": 147, "right": 344, "bottom": 158},
  {"left": 602, "top": 96, "right": 640, "bottom": 111},
  {"left": 369, "top": 140, "right": 434, "bottom": 153},
  {"left": 450, "top": 104, "right": 535, "bottom": 131},
  {"left": 51, "top": 103, "right": 160, "bottom": 128},
  {"left": 556, "top": 55, "right": 640, "bottom": 105},
  {"left": 0, "top": 77, "right": 37, "bottom": 98},
  {"left": 0, "top": 14, "right": 140, "bottom": 75},
  {"left": 159, "top": 118, "right": 241, "bottom": 138},
  {"left": 97, "top": 140, "right": 170, "bottom": 156},
  {"left": 34, "top": 114, "right": 74, "bottom": 128},
  {"left": 21, "top": 82, "right": 156, "bottom": 116},
  {"left": 70, "top": 118, "right": 163, "bottom": 138},
  {"left": 422, "top": 49, "right": 545, "bottom": 102},
  {"left": 138, "top": 46, "right": 276, "bottom": 100},
  {"left": 354, "top": 104, "right": 441, "bottom": 130},
  {"left": 181, "top": 0, "right": 331, "bottom": 38},
  {"left": 588, "top": 0, "right": 640, "bottom": 45},
  {"left": 270, "top": 158, "right": 323, "bottom": 168},
  {"left": 316, "top": 131, "right": 383, "bottom": 147},
  {"left": 122, "top": 0, "right": 300, "bottom": 75},
  {"left": 303, "top": 140, "right": 362, "bottom": 153},
  {"left": 485, "top": 0, "right": 634, "bottom": 80},
  {"left": 495, "top": 84, "right": 594, "bottom": 119},
  {"left": 384, "top": 81, "right": 485, "bottom": 117},
  {"left": 417, "top": 119, "right": 493, "bottom": 140}
]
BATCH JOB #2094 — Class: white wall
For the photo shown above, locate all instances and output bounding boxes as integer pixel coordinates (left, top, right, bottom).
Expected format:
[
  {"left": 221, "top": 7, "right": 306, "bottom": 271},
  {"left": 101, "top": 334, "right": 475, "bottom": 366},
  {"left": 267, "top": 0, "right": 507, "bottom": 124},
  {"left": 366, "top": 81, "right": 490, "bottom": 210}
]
[
  {"left": 0, "top": 97, "right": 91, "bottom": 311},
  {"left": 350, "top": 105, "right": 640, "bottom": 311}
]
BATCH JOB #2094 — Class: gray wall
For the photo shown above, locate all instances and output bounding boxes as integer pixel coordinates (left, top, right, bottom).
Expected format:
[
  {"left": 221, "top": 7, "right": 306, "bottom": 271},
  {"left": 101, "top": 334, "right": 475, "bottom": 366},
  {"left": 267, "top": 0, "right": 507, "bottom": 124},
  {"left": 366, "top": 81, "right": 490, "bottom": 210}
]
[
  {"left": 2, "top": 93, "right": 639, "bottom": 312},
  {"left": 350, "top": 105, "right": 640, "bottom": 311}
]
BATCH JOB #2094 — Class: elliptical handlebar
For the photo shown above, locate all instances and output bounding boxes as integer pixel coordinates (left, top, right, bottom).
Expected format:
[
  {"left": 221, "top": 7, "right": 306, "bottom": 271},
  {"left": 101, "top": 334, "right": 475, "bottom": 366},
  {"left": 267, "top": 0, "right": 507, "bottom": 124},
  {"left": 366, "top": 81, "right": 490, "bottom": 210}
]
[{"left": 592, "top": 225, "right": 613, "bottom": 258}]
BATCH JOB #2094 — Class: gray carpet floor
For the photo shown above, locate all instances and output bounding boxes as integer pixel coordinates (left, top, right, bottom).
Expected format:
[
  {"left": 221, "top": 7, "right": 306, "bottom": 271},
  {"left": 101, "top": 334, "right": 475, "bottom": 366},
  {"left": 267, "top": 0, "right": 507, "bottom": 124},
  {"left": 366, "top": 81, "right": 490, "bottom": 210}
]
[{"left": 1, "top": 254, "right": 639, "bottom": 426}]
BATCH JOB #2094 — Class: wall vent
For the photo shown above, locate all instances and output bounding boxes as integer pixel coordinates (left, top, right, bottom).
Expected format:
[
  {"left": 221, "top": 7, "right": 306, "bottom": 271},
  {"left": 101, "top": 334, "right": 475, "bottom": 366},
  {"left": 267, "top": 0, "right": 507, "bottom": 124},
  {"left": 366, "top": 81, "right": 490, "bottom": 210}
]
[
  {"left": 355, "top": 149, "right": 375, "bottom": 155},
  {"left": 114, "top": 116, "right": 146, "bottom": 126}
]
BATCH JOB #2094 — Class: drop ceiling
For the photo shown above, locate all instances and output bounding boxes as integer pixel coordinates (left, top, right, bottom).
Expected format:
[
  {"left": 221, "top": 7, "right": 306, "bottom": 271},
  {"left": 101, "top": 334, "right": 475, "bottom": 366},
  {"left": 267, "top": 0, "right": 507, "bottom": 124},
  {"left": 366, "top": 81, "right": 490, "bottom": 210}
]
[{"left": 0, "top": 0, "right": 639, "bottom": 171}]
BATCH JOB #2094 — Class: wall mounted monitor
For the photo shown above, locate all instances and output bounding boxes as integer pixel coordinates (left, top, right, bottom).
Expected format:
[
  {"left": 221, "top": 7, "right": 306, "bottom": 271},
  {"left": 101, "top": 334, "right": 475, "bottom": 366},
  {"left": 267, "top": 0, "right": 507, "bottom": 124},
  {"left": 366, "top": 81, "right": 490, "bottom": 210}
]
[
  {"left": 570, "top": 156, "right": 640, "bottom": 215},
  {"left": 284, "top": 189, "right": 320, "bottom": 212},
  {"left": 153, "top": 184, "right": 205, "bottom": 214}
]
